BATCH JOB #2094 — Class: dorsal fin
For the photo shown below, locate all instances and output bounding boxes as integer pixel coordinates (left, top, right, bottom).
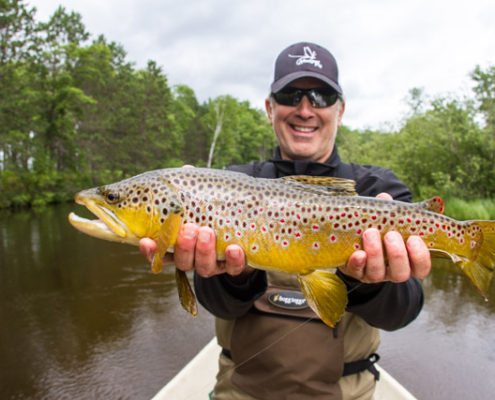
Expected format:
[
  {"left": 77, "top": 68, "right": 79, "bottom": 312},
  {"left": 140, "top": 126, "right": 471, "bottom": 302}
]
[
  {"left": 281, "top": 175, "right": 357, "bottom": 196},
  {"left": 417, "top": 196, "right": 445, "bottom": 214}
]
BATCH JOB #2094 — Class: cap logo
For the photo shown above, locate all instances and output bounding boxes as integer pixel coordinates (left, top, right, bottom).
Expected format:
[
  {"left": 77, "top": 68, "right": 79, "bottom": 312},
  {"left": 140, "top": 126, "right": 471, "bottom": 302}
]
[{"left": 288, "top": 46, "right": 322, "bottom": 69}]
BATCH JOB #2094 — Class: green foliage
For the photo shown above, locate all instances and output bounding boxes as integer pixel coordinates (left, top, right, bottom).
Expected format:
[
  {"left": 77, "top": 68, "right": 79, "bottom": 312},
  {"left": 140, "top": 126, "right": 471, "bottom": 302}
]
[
  {"left": 337, "top": 85, "right": 495, "bottom": 201},
  {"left": 1, "top": 1, "right": 494, "bottom": 209},
  {"left": 443, "top": 198, "right": 495, "bottom": 220},
  {"left": 0, "top": 2, "right": 276, "bottom": 208}
]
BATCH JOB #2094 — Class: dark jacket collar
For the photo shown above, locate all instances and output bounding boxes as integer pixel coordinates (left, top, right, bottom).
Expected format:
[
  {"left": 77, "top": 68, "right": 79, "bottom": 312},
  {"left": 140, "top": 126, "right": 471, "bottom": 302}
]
[{"left": 269, "top": 146, "right": 342, "bottom": 176}]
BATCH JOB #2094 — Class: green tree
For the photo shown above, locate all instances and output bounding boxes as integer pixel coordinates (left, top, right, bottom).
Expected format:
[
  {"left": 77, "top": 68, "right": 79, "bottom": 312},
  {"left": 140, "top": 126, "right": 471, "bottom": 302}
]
[{"left": 471, "top": 64, "right": 495, "bottom": 130}]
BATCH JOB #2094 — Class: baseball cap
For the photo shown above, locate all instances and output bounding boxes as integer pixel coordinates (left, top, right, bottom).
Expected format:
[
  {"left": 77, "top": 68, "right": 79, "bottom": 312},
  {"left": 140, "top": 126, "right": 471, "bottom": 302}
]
[{"left": 270, "top": 42, "right": 343, "bottom": 95}]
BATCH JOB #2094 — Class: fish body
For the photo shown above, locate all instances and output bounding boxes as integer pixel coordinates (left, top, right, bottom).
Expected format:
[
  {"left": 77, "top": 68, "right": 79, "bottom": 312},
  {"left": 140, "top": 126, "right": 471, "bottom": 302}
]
[{"left": 69, "top": 168, "right": 495, "bottom": 326}]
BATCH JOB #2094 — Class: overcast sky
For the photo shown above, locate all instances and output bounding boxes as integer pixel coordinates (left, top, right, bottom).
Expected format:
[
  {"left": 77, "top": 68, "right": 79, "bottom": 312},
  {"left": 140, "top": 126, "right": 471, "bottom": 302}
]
[{"left": 29, "top": 0, "right": 495, "bottom": 131}]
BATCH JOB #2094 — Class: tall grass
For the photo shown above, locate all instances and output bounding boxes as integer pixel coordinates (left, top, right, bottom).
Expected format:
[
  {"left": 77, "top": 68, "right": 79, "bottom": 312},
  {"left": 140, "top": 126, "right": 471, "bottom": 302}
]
[{"left": 443, "top": 198, "right": 495, "bottom": 220}]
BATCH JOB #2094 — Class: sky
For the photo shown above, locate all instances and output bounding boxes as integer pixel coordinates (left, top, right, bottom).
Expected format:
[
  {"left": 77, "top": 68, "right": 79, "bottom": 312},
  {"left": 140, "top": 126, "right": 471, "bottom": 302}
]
[{"left": 29, "top": 0, "right": 495, "bottom": 131}]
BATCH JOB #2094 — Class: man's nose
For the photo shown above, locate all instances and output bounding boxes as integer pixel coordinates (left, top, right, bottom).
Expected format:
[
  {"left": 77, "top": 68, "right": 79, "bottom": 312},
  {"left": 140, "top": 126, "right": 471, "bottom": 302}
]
[{"left": 295, "top": 94, "right": 315, "bottom": 118}]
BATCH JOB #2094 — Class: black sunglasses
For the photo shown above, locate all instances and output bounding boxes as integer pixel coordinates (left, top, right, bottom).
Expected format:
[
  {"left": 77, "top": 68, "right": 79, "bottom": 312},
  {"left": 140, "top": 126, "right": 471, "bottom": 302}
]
[{"left": 272, "top": 87, "right": 340, "bottom": 108}]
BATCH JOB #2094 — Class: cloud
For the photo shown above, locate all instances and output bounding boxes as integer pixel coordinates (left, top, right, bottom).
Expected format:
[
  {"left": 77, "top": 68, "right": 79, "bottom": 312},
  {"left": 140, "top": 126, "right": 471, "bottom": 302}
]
[{"left": 29, "top": 0, "right": 495, "bottom": 130}]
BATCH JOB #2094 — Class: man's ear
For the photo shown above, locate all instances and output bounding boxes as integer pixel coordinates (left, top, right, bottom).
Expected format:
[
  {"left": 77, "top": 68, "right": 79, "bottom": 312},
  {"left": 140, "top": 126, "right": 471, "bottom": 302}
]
[{"left": 265, "top": 98, "right": 273, "bottom": 125}]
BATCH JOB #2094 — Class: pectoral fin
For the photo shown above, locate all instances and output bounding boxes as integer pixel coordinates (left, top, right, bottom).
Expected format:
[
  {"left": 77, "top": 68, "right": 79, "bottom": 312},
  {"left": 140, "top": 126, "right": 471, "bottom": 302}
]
[
  {"left": 176, "top": 269, "right": 198, "bottom": 317},
  {"left": 297, "top": 270, "right": 348, "bottom": 327},
  {"left": 151, "top": 213, "right": 182, "bottom": 274}
]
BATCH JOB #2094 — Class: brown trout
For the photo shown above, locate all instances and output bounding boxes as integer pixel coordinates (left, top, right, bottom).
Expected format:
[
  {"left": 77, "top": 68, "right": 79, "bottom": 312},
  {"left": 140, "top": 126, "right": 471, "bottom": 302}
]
[{"left": 68, "top": 168, "right": 495, "bottom": 327}]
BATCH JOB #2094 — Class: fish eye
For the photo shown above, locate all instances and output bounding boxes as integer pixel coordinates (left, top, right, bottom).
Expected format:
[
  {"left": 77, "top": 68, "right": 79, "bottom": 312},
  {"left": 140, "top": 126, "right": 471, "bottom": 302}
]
[{"left": 106, "top": 192, "right": 120, "bottom": 204}]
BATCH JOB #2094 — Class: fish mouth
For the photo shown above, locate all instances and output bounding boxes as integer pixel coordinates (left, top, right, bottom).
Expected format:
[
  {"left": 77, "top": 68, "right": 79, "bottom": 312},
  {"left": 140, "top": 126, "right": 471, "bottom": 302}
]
[{"left": 68, "top": 196, "right": 138, "bottom": 244}]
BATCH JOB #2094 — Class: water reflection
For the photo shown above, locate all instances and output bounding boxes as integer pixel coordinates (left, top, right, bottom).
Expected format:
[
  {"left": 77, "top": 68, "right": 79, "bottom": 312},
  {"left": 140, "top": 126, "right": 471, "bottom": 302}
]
[
  {"left": 380, "top": 259, "right": 495, "bottom": 400},
  {"left": 1, "top": 205, "right": 494, "bottom": 399},
  {"left": 0, "top": 205, "right": 214, "bottom": 400}
]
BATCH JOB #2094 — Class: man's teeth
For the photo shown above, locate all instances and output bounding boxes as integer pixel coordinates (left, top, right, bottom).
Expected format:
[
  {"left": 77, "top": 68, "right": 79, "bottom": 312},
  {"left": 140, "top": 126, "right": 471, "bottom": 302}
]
[{"left": 293, "top": 125, "right": 316, "bottom": 132}]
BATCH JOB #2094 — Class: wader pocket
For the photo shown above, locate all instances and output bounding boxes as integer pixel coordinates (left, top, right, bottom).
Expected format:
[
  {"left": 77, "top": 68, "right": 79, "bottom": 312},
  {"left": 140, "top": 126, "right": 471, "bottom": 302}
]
[{"left": 230, "top": 287, "right": 344, "bottom": 400}]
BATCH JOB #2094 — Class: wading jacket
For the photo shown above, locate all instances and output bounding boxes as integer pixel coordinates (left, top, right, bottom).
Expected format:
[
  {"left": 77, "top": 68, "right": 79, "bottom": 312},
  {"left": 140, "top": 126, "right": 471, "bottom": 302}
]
[{"left": 194, "top": 147, "right": 424, "bottom": 400}]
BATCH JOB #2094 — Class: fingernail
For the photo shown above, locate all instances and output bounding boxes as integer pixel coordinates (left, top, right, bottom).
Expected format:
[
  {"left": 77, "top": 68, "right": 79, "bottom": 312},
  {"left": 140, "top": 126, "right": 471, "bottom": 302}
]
[
  {"left": 198, "top": 229, "right": 210, "bottom": 243},
  {"left": 181, "top": 225, "right": 196, "bottom": 239},
  {"left": 229, "top": 248, "right": 241, "bottom": 259}
]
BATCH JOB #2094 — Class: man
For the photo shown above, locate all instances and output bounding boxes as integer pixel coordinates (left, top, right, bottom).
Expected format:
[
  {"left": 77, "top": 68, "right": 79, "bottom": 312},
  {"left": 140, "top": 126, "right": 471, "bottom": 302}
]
[{"left": 140, "top": 42, "right": 430, "bottom": 399}]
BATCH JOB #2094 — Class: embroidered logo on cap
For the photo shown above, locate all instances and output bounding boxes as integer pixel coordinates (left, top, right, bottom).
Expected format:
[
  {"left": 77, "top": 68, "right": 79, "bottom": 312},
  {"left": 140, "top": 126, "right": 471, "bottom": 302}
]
[{"left": 288, "top": 46, "right": 322, "bottom": 69}]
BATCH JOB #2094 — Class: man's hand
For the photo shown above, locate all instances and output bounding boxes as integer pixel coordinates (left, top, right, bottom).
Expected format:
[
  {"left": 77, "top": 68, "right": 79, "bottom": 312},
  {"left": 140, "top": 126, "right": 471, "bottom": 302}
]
[
  {"left": 139, "top": 223, "right": 248, "bottom": 278},
  {"left": 340, "top": 193, "right": 432, "bottom": 283}
]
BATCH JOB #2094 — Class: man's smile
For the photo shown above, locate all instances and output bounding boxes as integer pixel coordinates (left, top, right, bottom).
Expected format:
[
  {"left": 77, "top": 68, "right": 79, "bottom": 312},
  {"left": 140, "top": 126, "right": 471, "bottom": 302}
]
[{"left": 290, "top": 124, "right": 317, "bottom": 133}]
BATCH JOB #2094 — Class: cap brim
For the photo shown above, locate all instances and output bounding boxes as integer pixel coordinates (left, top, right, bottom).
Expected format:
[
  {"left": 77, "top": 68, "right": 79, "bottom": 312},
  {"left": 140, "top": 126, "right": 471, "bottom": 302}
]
[{"left": 271, "top": 71, "right": 343, "bottom": 95}]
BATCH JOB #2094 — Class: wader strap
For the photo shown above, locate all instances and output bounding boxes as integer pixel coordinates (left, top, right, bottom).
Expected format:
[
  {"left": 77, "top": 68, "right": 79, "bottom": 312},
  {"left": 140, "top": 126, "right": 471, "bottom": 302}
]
[
  {"left": 342, "top": 353, "right": 380, "bottom": 380},
  {"left": 222, "top": 349, "right": 381, "bottom": 381}
]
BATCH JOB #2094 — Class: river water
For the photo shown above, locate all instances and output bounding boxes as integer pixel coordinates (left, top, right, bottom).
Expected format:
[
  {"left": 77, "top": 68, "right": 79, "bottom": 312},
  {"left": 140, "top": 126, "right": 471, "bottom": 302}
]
[{"left": 1, "top": 204, "right": 494, "bottom": 399}]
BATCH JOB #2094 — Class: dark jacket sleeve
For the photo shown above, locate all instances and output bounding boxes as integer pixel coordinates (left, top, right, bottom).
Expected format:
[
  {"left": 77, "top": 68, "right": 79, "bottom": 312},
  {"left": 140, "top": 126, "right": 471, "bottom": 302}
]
[
  {"left": 194, "top": 270, "right": 267, "bottom": 319},
  {"left": 337, "top": 271, "right": 424, "bottom": 330}
]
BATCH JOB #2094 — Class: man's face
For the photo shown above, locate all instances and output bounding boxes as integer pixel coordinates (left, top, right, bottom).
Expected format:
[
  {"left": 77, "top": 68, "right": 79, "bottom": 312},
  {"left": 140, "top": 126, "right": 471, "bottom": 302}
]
[{"left": 265, "top": 77, "right": 345, "bottom": 163}]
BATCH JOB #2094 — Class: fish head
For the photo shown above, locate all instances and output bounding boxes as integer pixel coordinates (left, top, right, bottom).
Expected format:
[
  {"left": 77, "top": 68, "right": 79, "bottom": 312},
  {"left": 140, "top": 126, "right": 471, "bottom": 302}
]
[{"left": 68, "top": 173, "right": 183, "bottom": 245}]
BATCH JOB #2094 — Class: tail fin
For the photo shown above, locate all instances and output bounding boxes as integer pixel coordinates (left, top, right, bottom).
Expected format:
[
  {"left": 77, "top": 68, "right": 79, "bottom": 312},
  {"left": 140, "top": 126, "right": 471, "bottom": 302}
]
[
  {"left": 297, "top": 270, "right": 348, "bottom": 327},
  {"left": 460, "top": 221, "right": 495, "bottom": 298}
]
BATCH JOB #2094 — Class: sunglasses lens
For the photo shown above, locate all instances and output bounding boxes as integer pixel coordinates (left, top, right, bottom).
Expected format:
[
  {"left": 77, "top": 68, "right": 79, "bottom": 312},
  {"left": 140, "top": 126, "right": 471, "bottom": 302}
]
[
  {"left": 272, "top": 90, "right": 301, "bottom": 106},
  {"left": 309, "top": 89, "right": 339, "bottom": 108},
  {"left": 273, "top": 88, "right": 339, "bottom": 108}
]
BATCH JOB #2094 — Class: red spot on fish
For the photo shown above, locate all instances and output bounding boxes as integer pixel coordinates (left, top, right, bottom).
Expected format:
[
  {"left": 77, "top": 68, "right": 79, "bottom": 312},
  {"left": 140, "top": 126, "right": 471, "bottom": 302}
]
[
  {"left": 330, "top": 235, "right": 337, "bottom": 242},
  {"left": 295, "top": 232, "right": 302, "bottom": 238},
  {"left": 312, "top": 224, "right": 319, "bottom": 231},
  {"left": 356, "top": 228, "right": 363, "bottom": 235},
  {"left": 334, "top": 223, "right": 340, "bottom": 229},
  {"left": 372, "top": 215, "right": 377, "bottom": 220}
]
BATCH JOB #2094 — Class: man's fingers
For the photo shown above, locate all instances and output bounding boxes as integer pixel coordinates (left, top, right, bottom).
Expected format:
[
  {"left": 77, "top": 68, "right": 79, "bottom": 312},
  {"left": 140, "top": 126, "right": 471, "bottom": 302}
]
[
  {"left": 224, "top": 245, "right": 246, "bottom": 276},
  {"left": 194, "top": 226, "right": 220, "bottom": 277},
  {"left": 174, "top": 223, "right": 199, "bottom": 271},
  {"left": 383, "top": 231, "right": 411, "bottom": 282},
  {"left": 376, "top": 192, "right": 393, "bottom": 200},
  {"left": 407, "top": 236, "right": 431, "bottom": 279},
  {"left": 139, "top": 237, "right": 157, "bottom": 263},
  {"left": 361, "top": 228, "right": 386, "bottom": 282},
  {"left": 344, "top": 250, "right": 367, "bottom": 280}
]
